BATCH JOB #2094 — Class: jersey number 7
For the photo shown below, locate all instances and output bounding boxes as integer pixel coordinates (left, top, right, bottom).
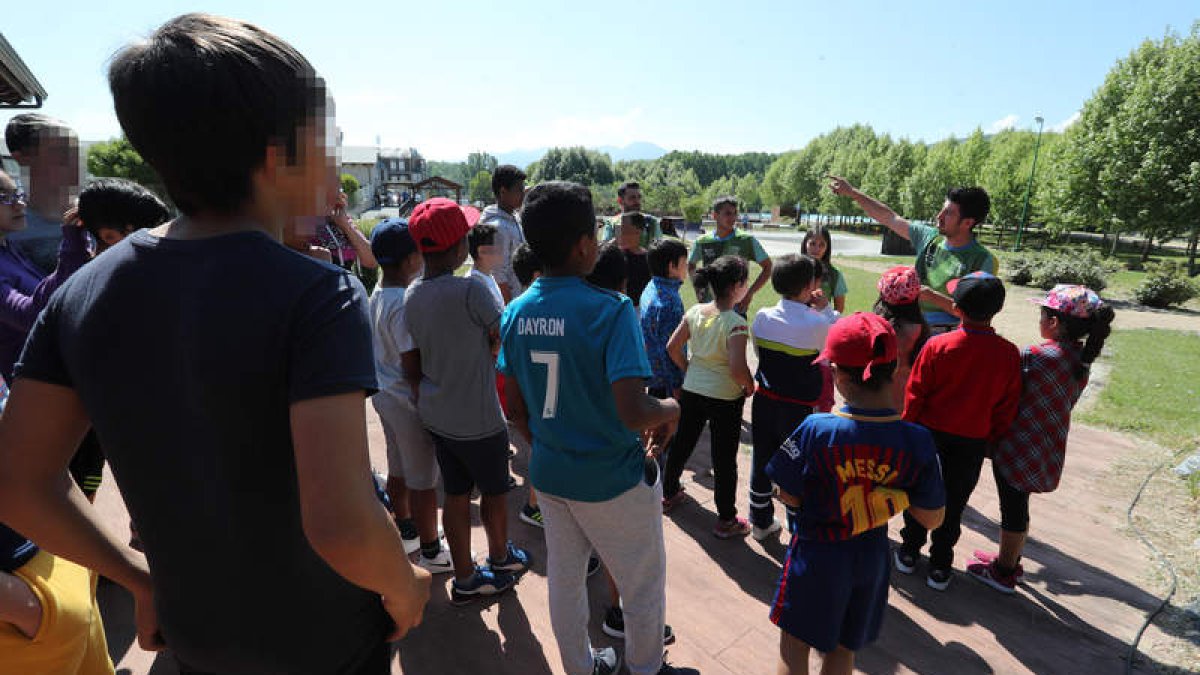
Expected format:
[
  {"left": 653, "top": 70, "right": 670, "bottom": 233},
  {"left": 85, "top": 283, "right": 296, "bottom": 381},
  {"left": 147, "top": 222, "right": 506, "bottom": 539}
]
[{"left": 530, "top": 351, "right": 560, "bottom": 419}]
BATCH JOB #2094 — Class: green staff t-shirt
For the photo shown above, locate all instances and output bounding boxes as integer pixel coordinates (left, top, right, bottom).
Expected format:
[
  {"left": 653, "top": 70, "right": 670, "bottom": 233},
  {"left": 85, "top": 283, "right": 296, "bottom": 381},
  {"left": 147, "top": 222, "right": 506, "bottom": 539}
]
[{"left": 909, "top": 223, "right": 998, "bottom": 326}]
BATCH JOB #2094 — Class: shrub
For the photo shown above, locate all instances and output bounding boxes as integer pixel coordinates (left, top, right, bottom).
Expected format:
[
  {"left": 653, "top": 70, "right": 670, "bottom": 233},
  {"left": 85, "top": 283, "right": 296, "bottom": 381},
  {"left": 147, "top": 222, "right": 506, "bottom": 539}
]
[
  {"left": 1003, "top": 251, "right": 1040, "bottom": 286},
  {"left": 1030, "top": 249, "right": 1116, "bottom": 291},
  {"left": 1132, "top": 262, "right": 1199, "bottom": 308}
]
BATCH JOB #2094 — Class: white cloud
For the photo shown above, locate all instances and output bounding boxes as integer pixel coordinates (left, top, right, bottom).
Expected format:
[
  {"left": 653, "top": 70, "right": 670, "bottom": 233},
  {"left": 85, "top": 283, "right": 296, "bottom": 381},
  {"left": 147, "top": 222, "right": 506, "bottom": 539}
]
[
  {"left": 1050, "top": 111, "right": 1081, "bottom": 132},
  {"left": 988, "top": 114, "right": 1020, "bottom": 134}
]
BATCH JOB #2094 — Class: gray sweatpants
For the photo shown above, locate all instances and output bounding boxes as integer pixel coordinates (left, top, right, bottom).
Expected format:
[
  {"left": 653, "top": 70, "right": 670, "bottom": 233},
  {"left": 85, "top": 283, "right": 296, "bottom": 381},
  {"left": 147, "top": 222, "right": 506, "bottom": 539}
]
[{"left": 539, "top": 479, "right": 667, "bottom": 675}]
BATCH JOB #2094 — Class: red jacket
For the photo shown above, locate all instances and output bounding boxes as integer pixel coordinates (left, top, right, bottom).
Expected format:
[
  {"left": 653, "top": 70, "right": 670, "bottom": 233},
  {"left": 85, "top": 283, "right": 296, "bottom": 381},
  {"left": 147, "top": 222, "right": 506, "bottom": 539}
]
[{"left": 903, "top": 326, "right": 1022, "bottom": 441}]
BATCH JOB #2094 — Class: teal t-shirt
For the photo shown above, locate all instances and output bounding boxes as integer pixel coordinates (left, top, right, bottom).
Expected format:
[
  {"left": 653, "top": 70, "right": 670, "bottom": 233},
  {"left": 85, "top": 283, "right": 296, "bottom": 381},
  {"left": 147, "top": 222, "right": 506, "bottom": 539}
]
[
  {"left": 820, "top": 264, "right": 849, "bottom": 300},
  {"left": 908, "top": 223, "right": 998, "bottom": 325},
  {"left": 498, "top": 276, "right": 652, "bottom": 502}
]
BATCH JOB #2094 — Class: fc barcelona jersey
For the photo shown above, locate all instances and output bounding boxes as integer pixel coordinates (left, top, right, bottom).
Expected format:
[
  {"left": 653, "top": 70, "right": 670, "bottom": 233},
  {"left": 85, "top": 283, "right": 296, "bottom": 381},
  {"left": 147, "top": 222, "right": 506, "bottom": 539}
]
[{"left": 767, "top": 406, "right": 945, "bottom": 542}]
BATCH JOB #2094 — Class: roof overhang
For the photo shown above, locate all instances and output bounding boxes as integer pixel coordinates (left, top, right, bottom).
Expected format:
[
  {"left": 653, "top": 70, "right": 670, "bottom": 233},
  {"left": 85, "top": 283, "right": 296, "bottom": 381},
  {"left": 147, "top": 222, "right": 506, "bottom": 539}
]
[{"left": 0, "top": 33, "right": 47, "bottom": 108}]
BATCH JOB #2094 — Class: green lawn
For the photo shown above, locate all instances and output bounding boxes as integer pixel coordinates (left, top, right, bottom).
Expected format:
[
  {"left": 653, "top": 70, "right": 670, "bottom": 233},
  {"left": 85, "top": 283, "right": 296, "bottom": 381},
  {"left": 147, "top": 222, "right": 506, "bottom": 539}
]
[{"left": 1077, "top": 329, "right": 1200, "bottom": 454}]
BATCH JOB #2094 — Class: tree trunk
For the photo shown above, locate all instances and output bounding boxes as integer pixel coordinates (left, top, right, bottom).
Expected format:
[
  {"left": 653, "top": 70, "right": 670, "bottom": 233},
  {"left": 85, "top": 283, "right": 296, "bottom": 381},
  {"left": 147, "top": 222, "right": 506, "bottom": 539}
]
[
  {"left": 1188, "top": 226, "right": 1199, "bottom": 277},
  {"left": 1110, "top": 231, "right": 1121, "bottom": 257},
  {"left": 1140, "top": 233, "right": 1154, "bottom": 263}
]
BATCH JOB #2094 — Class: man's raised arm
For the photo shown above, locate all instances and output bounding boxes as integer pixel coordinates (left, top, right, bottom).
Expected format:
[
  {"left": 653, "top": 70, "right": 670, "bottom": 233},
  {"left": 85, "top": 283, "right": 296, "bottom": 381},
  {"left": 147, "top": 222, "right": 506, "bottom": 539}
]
[{"left": 827, "top": 175, "right": 912, "bottom": 241}]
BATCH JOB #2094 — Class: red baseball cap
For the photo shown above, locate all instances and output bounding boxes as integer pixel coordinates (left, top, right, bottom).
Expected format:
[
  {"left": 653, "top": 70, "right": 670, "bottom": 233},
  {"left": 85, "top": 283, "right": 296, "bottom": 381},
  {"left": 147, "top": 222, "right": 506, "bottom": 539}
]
[
  {"left": 817, "top": 312, "right": 898, "bottom": 380},
  {"left": 407, "top": 197, "right": 481, "bottom": 253}
]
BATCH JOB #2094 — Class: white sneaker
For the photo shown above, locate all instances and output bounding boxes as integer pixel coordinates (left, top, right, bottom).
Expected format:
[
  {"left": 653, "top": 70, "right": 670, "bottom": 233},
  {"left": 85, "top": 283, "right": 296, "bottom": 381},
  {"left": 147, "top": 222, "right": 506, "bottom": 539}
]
[
  {"left": 415, "top": 542, "right": 454, "bottom": 574},
  {"left": 401, "top": 534, "right": 421, "bottom": 555},
  {"left": 591, "top": 647, "right": 620, "bottom": 675},
  {"left": 751, "top": 519, "right": 783, "bottom": 541}
]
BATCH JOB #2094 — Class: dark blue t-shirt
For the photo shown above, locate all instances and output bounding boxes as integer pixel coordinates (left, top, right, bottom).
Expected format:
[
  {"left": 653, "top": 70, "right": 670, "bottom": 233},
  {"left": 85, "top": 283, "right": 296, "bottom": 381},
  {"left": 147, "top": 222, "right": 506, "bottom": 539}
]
[
  {"left": 767, "top": 406, "right": 945, "bottom": 544},
  {"left": 15, "top": 229, "right": 387, "bottom": 674}
]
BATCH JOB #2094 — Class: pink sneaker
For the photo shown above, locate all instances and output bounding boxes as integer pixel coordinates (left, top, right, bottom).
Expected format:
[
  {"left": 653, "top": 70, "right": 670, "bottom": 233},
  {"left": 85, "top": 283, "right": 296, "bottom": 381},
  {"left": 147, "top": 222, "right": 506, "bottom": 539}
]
[
  {"left": 967, "top": 559, "right": 1018, "bottom": 594},
  {"left": 713, "top": 517, "right": 752, "bottom": 539},
  {"left": 971, "top": 550, "right": 1024, "bottom": 578}
]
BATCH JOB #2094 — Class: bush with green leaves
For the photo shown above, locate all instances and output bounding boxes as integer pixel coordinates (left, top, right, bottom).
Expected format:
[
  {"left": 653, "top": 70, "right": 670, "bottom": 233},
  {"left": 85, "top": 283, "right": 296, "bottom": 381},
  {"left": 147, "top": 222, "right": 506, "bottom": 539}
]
[
  {"left": 1002, "top": 251, "right": 1040, "bottom": 286},
  {"left": 1002, "top": 249, "right": 1116, "bottom": 291},
  {"left": 1132, "top": 262, "right": 1199, "bottom": 308}
]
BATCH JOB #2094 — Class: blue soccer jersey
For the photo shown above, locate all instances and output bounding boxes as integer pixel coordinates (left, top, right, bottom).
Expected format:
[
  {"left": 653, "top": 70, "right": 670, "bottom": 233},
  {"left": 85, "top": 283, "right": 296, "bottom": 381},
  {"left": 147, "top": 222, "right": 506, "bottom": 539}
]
[
  {"left": 767, "top": 407, "right": 945, "bottom": 543},
  {"left": 498, "top": 276, "right": 652, "bottom": 502}
]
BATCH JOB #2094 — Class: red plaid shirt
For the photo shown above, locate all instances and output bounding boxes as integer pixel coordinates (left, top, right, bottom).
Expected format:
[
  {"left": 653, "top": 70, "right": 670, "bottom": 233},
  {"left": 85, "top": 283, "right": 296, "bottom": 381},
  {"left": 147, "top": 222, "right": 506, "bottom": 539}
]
[{"left": 992, "top": 340, "right": 1087, "bottom": 493}]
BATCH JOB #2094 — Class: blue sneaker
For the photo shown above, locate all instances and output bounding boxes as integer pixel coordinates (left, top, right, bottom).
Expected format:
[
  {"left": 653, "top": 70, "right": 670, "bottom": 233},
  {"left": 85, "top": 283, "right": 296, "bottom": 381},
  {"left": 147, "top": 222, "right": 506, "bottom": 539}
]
[
  {"left": 450, "top": 567, "right": 516, "bottom": 605},
  {"left": 487, "top": 541, "right": 531, "bottom": 574}
]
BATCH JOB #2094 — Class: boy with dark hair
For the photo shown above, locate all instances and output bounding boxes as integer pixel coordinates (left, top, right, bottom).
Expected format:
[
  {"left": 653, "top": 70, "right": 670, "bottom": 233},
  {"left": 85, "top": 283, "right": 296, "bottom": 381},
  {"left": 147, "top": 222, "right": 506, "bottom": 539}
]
[
  {"left": 768, "top": 312, "right": 945, "bottom": 675},
  {"left": 482, "top": 164, "right": 527, "bottom": 301},
  {"left": 368, "top": 219, "right": 455, "bottom": 573},
  {"left": 688, "top": 195, "right": 772, "bottom": 313},
  {"left": 403, "top": 197, "right": 530, "bottom": 604},
  {"left": 467, "top": 221, "right": 504, "bottom": 305},
  {"left": 511, "top": 242, "right": 542, "bottom": 288},
  {"left": 499, "top": 181, "right": 693, "bottom": 675},
  {"left": 586, "top": 240, "right": 628, "bottom": 292},
  {"left": 616, "top": 212, "right": 652, "bottom": 307},
  {"left": 748, "top": 254, "right": 836, "bottom": 540},
  {"left": 0, "top": 13, "right": 430, "bottom": 673},
  {"left": 898, "top": 271, "right": 1022, "bottom": 590},
  {"left": 640, "top": 238, "right": 689, "bottom": 400},
  {"left": 77, "top": 178, "right": 170, "bottom": 252}
]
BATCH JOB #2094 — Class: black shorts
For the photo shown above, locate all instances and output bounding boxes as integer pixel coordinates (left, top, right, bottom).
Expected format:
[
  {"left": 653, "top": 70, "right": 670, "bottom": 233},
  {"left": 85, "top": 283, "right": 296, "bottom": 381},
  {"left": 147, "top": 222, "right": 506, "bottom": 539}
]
[{"left": 430, "top": 429, "right": 511, "bottom": 497}]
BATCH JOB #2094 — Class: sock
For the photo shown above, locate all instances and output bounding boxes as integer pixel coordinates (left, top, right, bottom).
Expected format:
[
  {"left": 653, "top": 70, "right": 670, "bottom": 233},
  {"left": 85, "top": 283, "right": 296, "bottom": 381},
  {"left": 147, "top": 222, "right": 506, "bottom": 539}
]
[{"left": 421, "top": 541, "right": 441, "bottom": 558}]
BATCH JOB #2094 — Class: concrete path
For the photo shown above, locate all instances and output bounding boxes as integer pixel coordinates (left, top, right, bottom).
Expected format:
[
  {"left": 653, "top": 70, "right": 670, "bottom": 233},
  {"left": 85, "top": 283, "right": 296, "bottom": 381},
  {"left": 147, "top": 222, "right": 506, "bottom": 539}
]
[{"left": 95, "top": 408, "right": 1182, "bottom": 674}]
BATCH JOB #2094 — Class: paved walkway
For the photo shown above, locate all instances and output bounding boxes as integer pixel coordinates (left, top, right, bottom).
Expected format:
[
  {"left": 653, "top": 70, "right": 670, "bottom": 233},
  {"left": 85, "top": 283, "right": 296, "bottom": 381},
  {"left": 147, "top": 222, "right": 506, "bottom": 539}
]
[{"left": 95, "top": 406, "right": 1182, "bottom": 674}]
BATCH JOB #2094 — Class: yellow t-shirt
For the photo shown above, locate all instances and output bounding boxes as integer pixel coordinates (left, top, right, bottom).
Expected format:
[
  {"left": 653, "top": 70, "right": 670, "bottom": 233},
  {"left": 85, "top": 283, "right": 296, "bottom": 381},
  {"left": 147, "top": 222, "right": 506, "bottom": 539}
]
[
  {"left": 0, "top": 550, "right": 114, "bottom": 675},
  {"left": 682, "top": 304, "right": 749, "bottom": 400}
]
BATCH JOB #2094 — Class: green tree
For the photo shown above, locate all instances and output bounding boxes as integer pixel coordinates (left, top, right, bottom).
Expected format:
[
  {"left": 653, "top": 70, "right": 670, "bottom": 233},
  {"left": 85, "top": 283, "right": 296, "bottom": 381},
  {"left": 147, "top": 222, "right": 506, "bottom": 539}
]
[
  {"left": 903, "top": 138, "right": 958, "bottom": 219},
  {"left": 735, "top": 172, "right": 762, "bottom": 212},
  {"left": 87, "top": 137, "right": 164, "bottom": 195},
  {"left": 465, "top": 152, "right": 498, "bottom": 177},
  {"left": 468, "top": 170, "right": 493, "bottom": 205},
  {"left": 428, "top": 160, "right": 469, "bottom": 185},
  {"left": 339, "top": 173, "right": 360, "bottom": 201}
]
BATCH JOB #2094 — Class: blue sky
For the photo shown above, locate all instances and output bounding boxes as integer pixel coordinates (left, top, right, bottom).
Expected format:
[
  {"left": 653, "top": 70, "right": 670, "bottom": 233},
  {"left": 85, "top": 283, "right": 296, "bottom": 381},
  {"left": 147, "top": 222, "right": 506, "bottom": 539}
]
[{"left": 3, "top": 0, "right": 1196, "bottom": 160}]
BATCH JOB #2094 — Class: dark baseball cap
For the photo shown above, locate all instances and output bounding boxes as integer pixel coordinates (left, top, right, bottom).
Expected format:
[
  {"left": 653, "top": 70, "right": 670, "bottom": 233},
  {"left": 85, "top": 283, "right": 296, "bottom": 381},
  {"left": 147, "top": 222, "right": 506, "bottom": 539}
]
[
  {"left": 946, "top": 271, "right": 1005, "bottom": 320},
  {"left": 370, "top": 218, "right": 417, "bottom": 265}
]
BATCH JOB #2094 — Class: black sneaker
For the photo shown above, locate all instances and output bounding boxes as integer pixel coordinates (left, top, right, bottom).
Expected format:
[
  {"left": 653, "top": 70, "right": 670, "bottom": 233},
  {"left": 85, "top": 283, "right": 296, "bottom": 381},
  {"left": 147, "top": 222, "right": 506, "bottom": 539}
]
[
  {"left": 395, "top": 518, "right": 420, "bottom": 555},
  {"left": 657, "top": 651, "right": 699, "bottom": 674},
  {"left": 601, "top": 606, "right": 676, "bottom": 645},
  {"left": 893, "top": 548, "right": 917, "bottom": 574},
  {"left": 927, "top": 567, "right": 953, "bottom": 591}
]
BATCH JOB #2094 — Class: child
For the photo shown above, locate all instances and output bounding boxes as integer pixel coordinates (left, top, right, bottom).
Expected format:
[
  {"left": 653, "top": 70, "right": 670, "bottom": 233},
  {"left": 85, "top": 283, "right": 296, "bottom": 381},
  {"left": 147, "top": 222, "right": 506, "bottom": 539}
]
[
  {"left": 403, "top": 197, "right": 530, "bottom": 604},
  {"left": 0, "top": 14, "right": 430, "bottom": 672},
  {"left": 802, "top": 225, "right": 847, "bottom": 314},
  {"left": 898, "top": 271, "right": 1022, "bottom": 590},
  {"left": 511, "top": 242, "right": 542, "bottom": 289},
  {"left": 586, "top": 240, "right": 628, "bottom": 292},
  {"left": 749, "top": 254, "right": 837, "bottom": 540},
  {"left": 688, "top": 196, "right": 772, "bottom": 313},
  {"left": 872, "top": 265, "right": 930, "bottom": 411},
  {"left": 767, "top": 312, "right": 945, "bottom": 675},
  {"left": 468, "top": 221, "right": 505, "bottom": 306},
  {"left": 498, "top": 181, "right": 691, "bottom": 675},
  {"left": 77, "top": 177, "right": 171, "bottom": 253},
  {"left": 968, "top": 285, "right": 1115, "bottom": 593},
  {"left": 617, "top": 212, "right": 652, "bottom": 307},
  {"left": 662, "top": 255, "right": 756, "bottom": 538},
  {"left": 639, "top": 238, "right": 689, "bottom": 400},
  {"left": 367, "top": 220, "right": 456, "bottom": 574}
]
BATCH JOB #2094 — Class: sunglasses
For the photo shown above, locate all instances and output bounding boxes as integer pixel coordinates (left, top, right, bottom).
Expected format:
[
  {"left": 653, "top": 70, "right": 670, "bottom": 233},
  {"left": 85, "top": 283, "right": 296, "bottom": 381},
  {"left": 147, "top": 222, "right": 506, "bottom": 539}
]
[{"left": 0, "top": 190, "right": 26, "bottom": 206}]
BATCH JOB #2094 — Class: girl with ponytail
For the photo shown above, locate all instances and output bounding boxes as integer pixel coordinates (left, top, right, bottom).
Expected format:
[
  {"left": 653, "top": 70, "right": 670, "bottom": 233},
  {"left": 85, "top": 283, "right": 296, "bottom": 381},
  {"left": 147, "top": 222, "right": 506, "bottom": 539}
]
[{"left": 968, "top": 285, "right": 1115, "bottom": 594}]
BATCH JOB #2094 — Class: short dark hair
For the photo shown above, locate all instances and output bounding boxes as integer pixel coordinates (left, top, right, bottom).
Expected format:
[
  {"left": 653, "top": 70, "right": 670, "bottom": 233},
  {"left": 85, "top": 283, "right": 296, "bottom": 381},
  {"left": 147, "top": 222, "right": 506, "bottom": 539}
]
[
  {"left": 586, "top": 240, "right": 627, "bottom": 292},
  {"left": 467, "top": 222, "right": 497, "bottom": 260},
  {"left": 77, "top": 178, "right": 170, "bottom": 238},
  {"left": 4, "top": 113, "right": 71, "bottom": 153},
  {"left": 617, "top": 181, "right": 640, "bottom": 198},
  {"left": 693, "top": 255, "right": 749, "bottom": 301},
  {"left": 491, "top": 164, "right": 526, "bottom": 199},
  {"left": 711, "top": 195, "right": 738, "bottom": 212},
  {"left": 835, "top": 361, "right": 897, "bottom": 392},
  {"left": 647, "top": 238, "right": 688, "bottom": 278},
  {"left": 771, "top": 254, "right": 821, "bottom": 297},
  {"left": 521, "top": 181, "right": 595, "bottom": 268},
  {"left": 108, "top": 13, "right": 326, "bottom": 215},
  {"left": 947, "top": 186, "right": 990, "bottom": 225},
  {"left": 512, "top": 243, "right": 542, "bottom": 287}
]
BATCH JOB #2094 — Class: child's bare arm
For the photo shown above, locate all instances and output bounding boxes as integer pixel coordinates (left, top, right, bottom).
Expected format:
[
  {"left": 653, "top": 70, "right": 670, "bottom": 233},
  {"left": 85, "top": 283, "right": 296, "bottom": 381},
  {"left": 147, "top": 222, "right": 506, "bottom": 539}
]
[
  {"left": 504, "top": 375, "right": 532, "bottom": 446},
  {"left": 612, "top": 378, "right": 680, "bottom": 456},
  {"left": 906, "top": 505, "right": 945, "bottom": 530},
  {"left": 400, "top": 350, "right": 422, "bottom": 404},
  {"left": 727, "top": 332, "right": 755, "bottom": 396},
  {"left": 0, "top": 570, "right": 42, "bottom": 639},
  {"left": 666, "top": 320, "right": 690, "bottom": 373}
]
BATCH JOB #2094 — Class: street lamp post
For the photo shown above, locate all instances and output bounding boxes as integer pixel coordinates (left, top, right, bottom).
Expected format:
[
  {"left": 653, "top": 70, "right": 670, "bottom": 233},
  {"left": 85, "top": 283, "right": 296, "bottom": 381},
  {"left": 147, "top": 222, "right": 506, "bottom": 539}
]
[{"left": 1015, "top": 115, "right": 1045, "bottom": 251}]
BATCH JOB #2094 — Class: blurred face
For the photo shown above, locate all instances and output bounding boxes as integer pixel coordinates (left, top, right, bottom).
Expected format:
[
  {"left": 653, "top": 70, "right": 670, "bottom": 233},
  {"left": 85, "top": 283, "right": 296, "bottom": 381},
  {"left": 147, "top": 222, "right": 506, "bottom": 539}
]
[
  {"left": 1038, "top": 308, "right": 1060, "bottom": 340},
  {"left": 274, "top": 119, "right": 337, "bottom": 240},
  {"left": 805, "top": 235, "right": 828, "bottom": 259},
  {"left": 0, "top": 174, "right": 28, "bottom": 235},
  {"left": 24, "top": 131, "right": 81, "bottom": 199},
  {"left": 618, "top": 187, "right": 642, "bottom": 213},
  {"left": 475, "top": 242, "right": 502, "bottom": 270},
  {"left": 95, "top": 227, "right": 129, "bottom": 252},
  {"left": 668, "top": 254, "right": 688, "bottom": 281},
  {"left": 935, "top": 199, "right": 972, "bottom": 239},
  {"left": 500, "top": 180, "right": 526, "bottom": 212},
  {"left": 714, "top": 204, "right": 737, "bottom": 231},
  {"left": 618, "top": 220, "right": 642, "bottom": 250}
]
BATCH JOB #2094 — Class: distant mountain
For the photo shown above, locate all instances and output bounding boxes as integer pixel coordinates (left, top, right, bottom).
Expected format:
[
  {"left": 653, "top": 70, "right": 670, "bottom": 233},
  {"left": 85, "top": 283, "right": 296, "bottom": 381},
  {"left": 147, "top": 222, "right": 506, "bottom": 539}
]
[{"left": 497, "top": 141, "right": 667, "bottom": 168}]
